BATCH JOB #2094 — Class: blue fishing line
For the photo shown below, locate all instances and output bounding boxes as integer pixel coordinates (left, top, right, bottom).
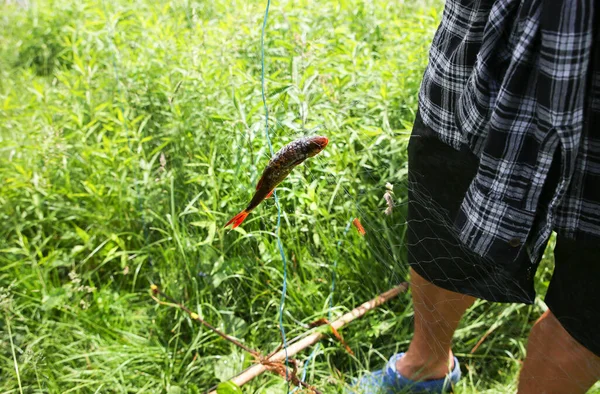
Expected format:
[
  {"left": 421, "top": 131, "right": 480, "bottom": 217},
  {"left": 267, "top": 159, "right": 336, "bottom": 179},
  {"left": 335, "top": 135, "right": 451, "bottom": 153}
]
[
  {"left": 301, "top": 344, "right": 320, "bottom": 382},
  {"left": 290, "top": 343, "right": 321, "bottom": 393},
  {"left": 260, "top": 0, "right": 290, "bottom": 388}
]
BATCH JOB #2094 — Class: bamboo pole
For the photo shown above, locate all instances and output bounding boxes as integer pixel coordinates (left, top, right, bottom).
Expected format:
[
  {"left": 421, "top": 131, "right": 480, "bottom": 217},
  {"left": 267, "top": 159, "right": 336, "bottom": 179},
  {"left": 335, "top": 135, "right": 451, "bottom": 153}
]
[{"left": 208, "top": 282, "right": 409, "bottom": 393}]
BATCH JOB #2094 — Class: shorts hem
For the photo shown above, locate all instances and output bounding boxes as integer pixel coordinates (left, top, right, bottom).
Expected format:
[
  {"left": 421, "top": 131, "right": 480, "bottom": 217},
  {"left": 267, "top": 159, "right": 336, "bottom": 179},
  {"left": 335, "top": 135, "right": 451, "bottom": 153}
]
[{"left": 409, "top": 261, "right": 535, "bottom": 305}]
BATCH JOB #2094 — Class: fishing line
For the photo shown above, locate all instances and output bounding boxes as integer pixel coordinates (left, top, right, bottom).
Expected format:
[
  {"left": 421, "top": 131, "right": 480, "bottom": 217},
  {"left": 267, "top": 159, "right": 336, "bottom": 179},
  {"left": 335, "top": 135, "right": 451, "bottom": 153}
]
[
  {"left": 290, "top": 342, "right": 321, "bottom": 393},
  {"left": 260, "top": 0, "right": 290, "bottom": 388}
]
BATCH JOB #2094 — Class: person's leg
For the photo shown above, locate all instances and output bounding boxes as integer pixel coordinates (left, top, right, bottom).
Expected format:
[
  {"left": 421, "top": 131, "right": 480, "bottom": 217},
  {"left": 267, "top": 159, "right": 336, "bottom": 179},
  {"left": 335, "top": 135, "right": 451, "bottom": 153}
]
[
  {"left": 395, "top": 268, "right": 476, "bottom": 381},
  {"left": 518, "top": 235, "right": 600, "bottom": 394},
  {"left": 518, "top": 309, "right": 600, "bottom": 394},
  {"left": 400, "top": 114, "right": 528, "bottom": 383}
]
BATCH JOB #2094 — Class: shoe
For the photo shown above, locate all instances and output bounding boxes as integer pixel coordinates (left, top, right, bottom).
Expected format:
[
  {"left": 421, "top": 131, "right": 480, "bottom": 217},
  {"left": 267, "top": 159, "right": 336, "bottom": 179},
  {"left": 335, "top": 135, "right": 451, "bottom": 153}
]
[{"left": 348, "top": 352, "right": 461, "bottom": 393}]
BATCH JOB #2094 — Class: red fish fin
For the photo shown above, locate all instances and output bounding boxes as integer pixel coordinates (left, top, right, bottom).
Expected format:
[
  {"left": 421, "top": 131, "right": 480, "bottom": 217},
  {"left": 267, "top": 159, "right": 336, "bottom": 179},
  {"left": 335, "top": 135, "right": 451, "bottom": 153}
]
[
  {"left": 266, "top": 190, "right": 274, "bottom": 199},
  {"left": 224, "top": 210, "right": 250, "bottom": 228}
]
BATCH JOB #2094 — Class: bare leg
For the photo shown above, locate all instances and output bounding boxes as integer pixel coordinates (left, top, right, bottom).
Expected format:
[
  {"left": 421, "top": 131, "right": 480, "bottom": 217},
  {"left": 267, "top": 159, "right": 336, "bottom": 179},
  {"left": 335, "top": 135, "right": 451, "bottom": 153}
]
[
  {"left": 518, "top": 310, "right": 600, "bottom": 394},
  {"left": 396, "top": 268, "right": 476, "bottom": 380}
]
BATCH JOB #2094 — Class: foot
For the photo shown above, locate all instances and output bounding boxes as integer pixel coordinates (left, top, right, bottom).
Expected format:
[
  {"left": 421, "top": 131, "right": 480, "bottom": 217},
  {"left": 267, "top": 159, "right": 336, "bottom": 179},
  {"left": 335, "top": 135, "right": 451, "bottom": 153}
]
[
  {"left": 349, "top": 352, "right": 461, "bottom": 393},
  {"left": 395, "top": 350, "right": 455, "bottom": 382}
]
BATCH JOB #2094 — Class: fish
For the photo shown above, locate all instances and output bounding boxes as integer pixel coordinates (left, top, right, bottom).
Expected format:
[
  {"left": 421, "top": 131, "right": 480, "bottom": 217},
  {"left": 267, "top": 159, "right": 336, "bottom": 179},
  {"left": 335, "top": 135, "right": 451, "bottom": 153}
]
[
  {"left": 353, "top": 218, "right": 366, "bottom": 235},
  {"left": 224, "top": 135, "right": 329, "bottom": 228}
]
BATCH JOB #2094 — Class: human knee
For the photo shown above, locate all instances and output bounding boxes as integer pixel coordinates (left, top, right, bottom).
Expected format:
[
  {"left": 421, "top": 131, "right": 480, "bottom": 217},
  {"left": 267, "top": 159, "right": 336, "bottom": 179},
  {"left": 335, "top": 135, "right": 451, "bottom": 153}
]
[{"left": 530, "top": 310, "right": 600, "bottom": 371}]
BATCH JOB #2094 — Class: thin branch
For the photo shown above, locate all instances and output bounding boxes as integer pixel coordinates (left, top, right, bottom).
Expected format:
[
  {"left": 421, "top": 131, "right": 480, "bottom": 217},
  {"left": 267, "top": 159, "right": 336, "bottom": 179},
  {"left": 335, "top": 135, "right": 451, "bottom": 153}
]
[
  {"left": 150, "top": 285, "right": 323, "bottom": 393},
  {"left": 150, "top": 285, "right": 258, "bottom": 356},
  {"left": 207, "top": 282, "right": 409, "bottom": 393},
  {"left": 470, "top": 325, "right": 497, "bottom": 354}
]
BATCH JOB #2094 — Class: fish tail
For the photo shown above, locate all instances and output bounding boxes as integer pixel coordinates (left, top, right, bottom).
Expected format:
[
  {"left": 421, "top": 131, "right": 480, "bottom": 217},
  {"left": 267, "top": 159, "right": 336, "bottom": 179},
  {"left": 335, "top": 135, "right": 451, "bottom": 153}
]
[{"left": 224, "top": 210, "right": 250, "bottom": 228}]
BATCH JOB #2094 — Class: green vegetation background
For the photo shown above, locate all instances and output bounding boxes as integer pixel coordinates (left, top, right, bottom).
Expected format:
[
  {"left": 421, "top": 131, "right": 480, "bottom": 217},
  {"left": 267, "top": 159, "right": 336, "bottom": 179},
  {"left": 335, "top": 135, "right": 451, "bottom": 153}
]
[{"left": 1, "top": 0, "right": 594, "bottom": 393}]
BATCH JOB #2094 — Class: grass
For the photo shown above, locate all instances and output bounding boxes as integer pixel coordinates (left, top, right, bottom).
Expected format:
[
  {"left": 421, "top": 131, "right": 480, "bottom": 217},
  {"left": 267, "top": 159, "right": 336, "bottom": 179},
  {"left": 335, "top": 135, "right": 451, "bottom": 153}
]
[{"left": 1, "top": 0, "right": 598, "bottom": 392}]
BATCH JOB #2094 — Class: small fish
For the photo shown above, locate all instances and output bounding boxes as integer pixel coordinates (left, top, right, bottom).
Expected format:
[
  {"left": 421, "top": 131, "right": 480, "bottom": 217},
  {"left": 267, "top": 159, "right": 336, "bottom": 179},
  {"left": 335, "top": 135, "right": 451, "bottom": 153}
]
[
  {"left": 224, "top": 135, "right": 329, "bottom": 228},
  {"left": 353, "top": 218, "right": 366, "bottom": 235}
]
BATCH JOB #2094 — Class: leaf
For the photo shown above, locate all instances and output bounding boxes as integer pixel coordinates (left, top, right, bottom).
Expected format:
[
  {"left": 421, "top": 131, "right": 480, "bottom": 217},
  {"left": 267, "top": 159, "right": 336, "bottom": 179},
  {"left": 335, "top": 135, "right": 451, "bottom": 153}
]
[
  {"left": 167, "top": 386, "right": 183, "bottom": 394},
  {"left": 211, "top": 272, "right": 227, "bottom": 289},
  {"left": 74, "top": 225, "right": 90, "bottom": 243},
  {"left": 190, "top": 220, "right": 216, "bottom": 245},
  {"left": 41, "top": 287, "right": 68, "bottom": 311},
  {"left": 214, "top": 352, "right": 245, "bottom": 382},
  {"left": 267, "top": 84, "right": 292, "bottom": 97},
  {"left": 257, "top": 383, "right": 288, "bottom": 394},
  {"left": 222, "top": 314, "right": 248, "bottom": 337},
  {"left": 216, "top": 381, "right": 242, "bottom": 394},
  {"left": 313, "top": 232, "right": 320, "bottom": 248}
]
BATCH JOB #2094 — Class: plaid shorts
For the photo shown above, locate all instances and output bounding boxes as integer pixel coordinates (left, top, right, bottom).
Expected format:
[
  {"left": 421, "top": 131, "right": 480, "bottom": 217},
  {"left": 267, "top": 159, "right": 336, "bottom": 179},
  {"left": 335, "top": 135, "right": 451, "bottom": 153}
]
[{"left": 406, "top": 111, "right": 600, "bottom": 357}]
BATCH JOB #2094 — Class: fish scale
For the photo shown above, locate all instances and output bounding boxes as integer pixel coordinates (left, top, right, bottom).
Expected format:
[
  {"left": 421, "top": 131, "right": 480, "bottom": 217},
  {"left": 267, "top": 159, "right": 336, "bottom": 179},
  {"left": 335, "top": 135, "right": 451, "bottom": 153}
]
[{"left": 224, "top": 135, "right": 329, "bottom": 228}]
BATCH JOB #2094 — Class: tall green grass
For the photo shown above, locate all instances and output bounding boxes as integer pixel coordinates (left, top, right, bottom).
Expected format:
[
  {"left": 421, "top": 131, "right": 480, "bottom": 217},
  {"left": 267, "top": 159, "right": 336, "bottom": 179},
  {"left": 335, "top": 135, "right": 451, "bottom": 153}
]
[{"left": 1, "top": 0, "right": 596, "bottom": 393}]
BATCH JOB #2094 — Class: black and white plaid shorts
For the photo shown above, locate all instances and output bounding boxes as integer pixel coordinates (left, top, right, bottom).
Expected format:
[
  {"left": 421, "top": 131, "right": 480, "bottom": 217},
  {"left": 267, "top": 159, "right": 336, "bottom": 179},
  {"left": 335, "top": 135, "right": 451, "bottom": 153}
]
[{"left": 406, "top": 111, "right": 600, "bottom": 357}]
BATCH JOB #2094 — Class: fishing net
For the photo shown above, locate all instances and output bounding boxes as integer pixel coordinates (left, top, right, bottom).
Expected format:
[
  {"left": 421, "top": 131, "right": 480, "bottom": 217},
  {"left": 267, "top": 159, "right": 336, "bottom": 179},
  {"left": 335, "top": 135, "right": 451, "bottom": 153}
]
[
  {"left": 0, "top": 0, "right": 581, "bottom": 392},
  {"left": 147, "top": 1, "right": 555, "bottom": 391}
]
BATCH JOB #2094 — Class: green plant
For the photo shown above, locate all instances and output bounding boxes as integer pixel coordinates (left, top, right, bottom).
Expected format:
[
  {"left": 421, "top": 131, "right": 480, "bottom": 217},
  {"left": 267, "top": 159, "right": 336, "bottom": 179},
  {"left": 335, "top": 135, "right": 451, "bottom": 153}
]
[{"left": 1, "top": 0, "right": 596, "bottom": 393}]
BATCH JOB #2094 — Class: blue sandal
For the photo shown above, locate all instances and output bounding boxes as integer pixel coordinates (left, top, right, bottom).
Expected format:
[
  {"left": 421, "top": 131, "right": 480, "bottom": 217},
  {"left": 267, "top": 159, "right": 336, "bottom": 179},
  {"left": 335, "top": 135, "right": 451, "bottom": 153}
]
[{"left": 349, "top": 352, "right": 461, "bottom": 393}]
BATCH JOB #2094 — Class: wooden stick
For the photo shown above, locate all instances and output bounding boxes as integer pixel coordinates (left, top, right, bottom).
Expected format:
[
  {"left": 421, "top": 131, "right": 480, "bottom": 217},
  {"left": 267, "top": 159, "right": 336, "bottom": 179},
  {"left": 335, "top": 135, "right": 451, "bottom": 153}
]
[
  {"left": 207, "top": 282, "right": 409, "bottom": 393},
  {"left": 470, "top": 324, "right": 497, "bottom": 354}
]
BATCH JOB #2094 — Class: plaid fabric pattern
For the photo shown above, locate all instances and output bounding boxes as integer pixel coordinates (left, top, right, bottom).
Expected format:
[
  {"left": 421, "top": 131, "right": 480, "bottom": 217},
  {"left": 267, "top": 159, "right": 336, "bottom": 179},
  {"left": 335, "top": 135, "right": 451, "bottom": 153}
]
[{"left": 418, "top": 0, "right": 598, "bottom": 264}]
